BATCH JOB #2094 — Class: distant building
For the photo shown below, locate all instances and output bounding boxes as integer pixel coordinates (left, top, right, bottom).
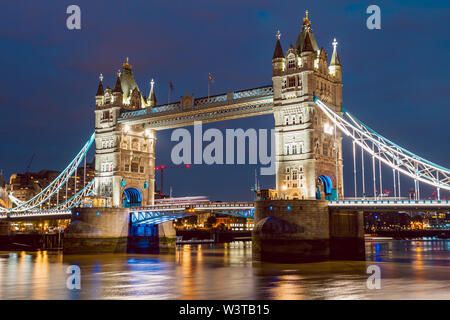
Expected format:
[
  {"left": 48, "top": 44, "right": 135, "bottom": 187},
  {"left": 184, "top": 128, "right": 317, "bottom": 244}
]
[
  {"left": 6, "top": 161, "right": 95, "bottom": 209},
  {"left": 0, "top": 170, "right": 6, "bottom": 188},
  {"left": 257, "top": 189, "right": 279, "bottom": 200}
]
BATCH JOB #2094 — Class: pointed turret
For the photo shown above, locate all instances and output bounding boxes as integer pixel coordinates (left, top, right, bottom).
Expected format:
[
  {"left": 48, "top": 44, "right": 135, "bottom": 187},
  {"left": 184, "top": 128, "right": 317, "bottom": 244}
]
[
  {"left": 272, "top": 30, "right": 284, "bottom": 59},
  {"left": 113, "top": 70, "right": 123, "bottom": 93},
  {"left": 330, "top": 38, "right": 342, "bottom": 67},
  {"left": 295, "top": 10, "right": 319, "bottom": 54},
  {"left": 272, "top": 30, "right": 286, "bottom": 75},
  {"left": 96, "top": 73, "right": 104, "bottom": 96},
  {"left": 329, "top": 38, "right": 342, "bottom": 81},
  {"left": 147, "top": 79, "right": 157, "bottom": 107},
  {"left": 95, "top": 73, "right": 105, "bottom": 106}
]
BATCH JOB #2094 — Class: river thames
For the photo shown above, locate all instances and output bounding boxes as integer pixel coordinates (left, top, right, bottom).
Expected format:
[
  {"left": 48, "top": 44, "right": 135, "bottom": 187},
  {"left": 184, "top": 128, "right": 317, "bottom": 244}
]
[{"left": 0, "top": 239, "right": 449, "bottom": 300}]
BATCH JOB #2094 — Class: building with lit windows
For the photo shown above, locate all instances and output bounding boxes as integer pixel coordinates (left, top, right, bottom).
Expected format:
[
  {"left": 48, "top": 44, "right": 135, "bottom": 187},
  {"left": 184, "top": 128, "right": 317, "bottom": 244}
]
[{"left": 6, "top": 161, "right": 95, "bottom": 209}]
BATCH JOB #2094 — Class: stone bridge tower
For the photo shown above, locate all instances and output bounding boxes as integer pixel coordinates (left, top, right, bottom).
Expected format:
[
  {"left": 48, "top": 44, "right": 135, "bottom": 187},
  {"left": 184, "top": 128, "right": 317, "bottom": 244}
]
[
  {"left": 272, "top": 11, "right": 344, "bottom": 200},
  {"left": 94, "top": 59, "right": 157, "bottom": 208}
]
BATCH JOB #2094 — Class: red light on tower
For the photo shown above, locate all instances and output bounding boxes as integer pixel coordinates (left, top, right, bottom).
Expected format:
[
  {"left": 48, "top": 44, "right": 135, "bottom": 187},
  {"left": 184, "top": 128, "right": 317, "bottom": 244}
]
[
  {"left": 186, "top": 164, "right": 190, "bottom": 168},
  {"left": 161, "top": 165, "right": 165, "bottom": 169}
]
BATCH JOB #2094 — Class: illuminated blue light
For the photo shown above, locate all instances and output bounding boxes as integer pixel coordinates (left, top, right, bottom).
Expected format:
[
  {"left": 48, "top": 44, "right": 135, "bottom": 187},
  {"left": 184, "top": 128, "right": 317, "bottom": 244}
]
[
  {"left": 97, "top": 212, "right": 100, "bottom": 216},
  {"left": 76, "top": 212, "right": 79, "bottom": 216},
  {"left": 269, "top": 206, "right": 273, "bottom": 211},
  {"left": 287, "top": 206, "right": 291, "bottom": 211}
]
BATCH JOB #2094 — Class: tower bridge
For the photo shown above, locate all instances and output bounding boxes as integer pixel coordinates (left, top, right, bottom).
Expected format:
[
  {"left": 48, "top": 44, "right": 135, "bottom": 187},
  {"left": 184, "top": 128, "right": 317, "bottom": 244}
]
[{"left": 1, "top": 11, "right": 449, "bottom": 260}]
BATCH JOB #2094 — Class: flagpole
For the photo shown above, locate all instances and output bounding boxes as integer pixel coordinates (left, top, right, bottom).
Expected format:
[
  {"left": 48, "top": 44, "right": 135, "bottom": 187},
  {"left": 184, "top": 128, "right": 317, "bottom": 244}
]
[{"left": 208, "top": 79, "right": 210, "bottom": 99}]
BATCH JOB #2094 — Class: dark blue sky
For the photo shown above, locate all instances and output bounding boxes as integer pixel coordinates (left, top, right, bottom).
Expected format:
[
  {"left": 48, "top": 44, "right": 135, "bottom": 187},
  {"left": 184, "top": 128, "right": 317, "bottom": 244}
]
[{"left": 0, "top": 1, "right": 449, "bottom": 201}]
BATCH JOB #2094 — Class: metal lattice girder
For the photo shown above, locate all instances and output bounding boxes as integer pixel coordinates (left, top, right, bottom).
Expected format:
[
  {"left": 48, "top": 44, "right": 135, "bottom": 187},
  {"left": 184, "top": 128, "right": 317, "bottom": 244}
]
[
  {"left": 131, "top": 209, "right": 188, "bottom": 225},
  {"left": 130, "top": 205, "right": 256, "bottom": 225},
  {"left": 314, "top": 97, "right": 450, "bottom": 191},
  {"left": 0, "top": 133, "right": 95, "bottom": 213},
  {"left": 7, "top": 179, "right": 95, "bottom": 218},
  {"left": 136, "top": 202, "right": 255, "bottom": 212}
]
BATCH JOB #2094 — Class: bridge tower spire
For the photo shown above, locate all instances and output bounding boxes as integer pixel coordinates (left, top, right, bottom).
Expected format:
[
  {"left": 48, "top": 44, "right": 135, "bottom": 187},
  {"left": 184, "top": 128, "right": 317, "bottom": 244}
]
[
  {"left": 147, "top": 79, "right": 157, "bottom": 107},
  {"left": 329, "top": 38, "right": 342, "bottom": 81},
  {"left": 272, "top": 11, "right": 344, "bottom": 200}
]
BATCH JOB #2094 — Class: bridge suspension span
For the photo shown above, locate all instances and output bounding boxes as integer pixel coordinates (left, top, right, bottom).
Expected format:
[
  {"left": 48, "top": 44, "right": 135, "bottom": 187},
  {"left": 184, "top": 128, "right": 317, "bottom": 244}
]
[
  {"left": 0, "top": 133, "right": 96, "bottom": 215},
  {"left": 314, "top": 96, "right": 450, "bottom": 199}
]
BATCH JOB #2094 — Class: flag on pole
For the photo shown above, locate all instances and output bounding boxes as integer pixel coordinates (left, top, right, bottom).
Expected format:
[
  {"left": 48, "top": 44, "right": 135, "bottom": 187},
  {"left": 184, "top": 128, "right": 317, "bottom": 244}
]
[
  {"left": 168, "top": 81, "right": 174, "bottom": 104},
  {"left": 208, "top": 72, "right": 215, "bottom": 84}
]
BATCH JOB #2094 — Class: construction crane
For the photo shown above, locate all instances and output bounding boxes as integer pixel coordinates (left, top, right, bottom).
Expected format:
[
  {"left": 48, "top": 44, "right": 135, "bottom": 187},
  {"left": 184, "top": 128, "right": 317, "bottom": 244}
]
[
  {"left": 155, "top": 164, "right": 191, "bottom": 196},
  {"left": 25, "top": 153, "right": 35, "bottom": 173}
]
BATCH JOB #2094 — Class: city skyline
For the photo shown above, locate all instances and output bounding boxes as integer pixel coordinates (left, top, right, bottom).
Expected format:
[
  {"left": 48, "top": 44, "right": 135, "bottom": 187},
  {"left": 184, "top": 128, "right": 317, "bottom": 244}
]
[{"left": 0, "top": 1, "right": 449, "bottom": 201}]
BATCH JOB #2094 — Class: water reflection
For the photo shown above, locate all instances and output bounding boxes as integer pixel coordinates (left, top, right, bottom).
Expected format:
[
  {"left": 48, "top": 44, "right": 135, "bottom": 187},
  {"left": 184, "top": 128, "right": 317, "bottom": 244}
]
[{"left": 0, "top": 239, "right": 449, "bottom": 300}]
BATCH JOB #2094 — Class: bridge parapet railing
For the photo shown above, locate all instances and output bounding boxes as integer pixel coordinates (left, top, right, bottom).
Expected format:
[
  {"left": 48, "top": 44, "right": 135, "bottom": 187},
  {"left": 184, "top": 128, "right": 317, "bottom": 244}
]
[
  {"left": 151, "top": 103, "right": 181, "bottom": 114},
  {"left": 119, "top": 103, "right": 182, "bottom": 120},
  {"left": 138, "top": 201, "right": 255, "bottom": 211},
  {"left": 194, "top": 94, "right": 227, "bottom": 107},
  {"left": 329, "top": 199, "right": 449, "bottom": 206},
  {"left": 232, "top": 86, "right": 273, "bottom": 100},
  {"left": 119, "top": 108, "right": 148, "bottom": 119}
]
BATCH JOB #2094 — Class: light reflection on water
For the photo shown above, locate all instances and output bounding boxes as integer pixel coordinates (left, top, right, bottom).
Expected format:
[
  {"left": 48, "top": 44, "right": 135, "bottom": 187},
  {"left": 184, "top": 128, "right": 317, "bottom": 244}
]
[{"left": 0, "top": 240, "right": 449, "bottom": 300}]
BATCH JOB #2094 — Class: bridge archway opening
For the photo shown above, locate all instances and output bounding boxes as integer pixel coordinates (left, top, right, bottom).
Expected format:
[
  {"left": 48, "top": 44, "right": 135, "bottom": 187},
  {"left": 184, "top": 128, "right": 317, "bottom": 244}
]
[
  {"left": 123, "top": 188, "right": 142, "bottom": 208},
  {"left": 316, "top": 175, "right": 333, "bottom": 200}
]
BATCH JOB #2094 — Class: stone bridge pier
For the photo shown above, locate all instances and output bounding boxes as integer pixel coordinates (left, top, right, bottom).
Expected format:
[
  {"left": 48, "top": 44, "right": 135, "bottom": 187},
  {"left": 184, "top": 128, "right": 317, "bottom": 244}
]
[
  {"left": 64, "top": 208, "right": 176, "bottom": 254},
  {"left": 252, "top": 199, "right": 365, "bottom": 262}
]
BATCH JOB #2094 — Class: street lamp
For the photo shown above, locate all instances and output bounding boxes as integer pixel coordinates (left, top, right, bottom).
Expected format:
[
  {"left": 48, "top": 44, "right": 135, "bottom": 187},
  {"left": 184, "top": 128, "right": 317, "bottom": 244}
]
[{"left": 282, "top": 185, "right": 287, "bottom": 200}]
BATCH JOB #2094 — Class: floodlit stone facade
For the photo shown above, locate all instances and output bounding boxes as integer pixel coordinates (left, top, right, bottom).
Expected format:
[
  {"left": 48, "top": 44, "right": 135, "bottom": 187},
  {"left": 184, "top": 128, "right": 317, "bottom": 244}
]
[
  {"left": 94, "top": 60, "right": 156, "bottom": 207},
  {"left": 272, "top": 12, "right": 344, "bottom": 200}
]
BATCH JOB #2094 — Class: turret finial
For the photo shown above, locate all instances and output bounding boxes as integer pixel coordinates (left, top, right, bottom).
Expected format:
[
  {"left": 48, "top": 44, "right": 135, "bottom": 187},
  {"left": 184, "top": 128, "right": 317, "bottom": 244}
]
[
  {"left": 303, "top": 10, "right": 311, "bottom": 26},
  {"left": 276, "top": 30, "right": 281, "bottom": 40},
  {"left": 330, "top": 38, "right": 342, "bottom": 67},
  {"left": 117, "top": 69, "right": 121, "bottom": 77},
  {"left": 150, "top": 79, "right": 155, "bottom": 89},
  {"left": 123, "top": 57, "right": 132, "bottom": 70},
  {"left": 332, "top": 38, "right": 338, "bottom": 50},
  {"left": 99, "top": 73, "right": 103, "bottom": 82}
]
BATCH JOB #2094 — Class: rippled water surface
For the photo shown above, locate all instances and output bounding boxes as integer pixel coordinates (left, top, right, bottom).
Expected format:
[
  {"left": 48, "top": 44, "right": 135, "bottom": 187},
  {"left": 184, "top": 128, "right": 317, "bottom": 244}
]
[{"left": 0, "top": 240, "right": 449, "bottom": 299}]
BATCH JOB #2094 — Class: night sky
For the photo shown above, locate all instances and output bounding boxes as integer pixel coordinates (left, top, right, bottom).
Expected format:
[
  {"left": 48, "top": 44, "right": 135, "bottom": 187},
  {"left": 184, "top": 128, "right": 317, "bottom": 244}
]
[{"left": 0, "top": 1, "right": 449, "bottom": 201}]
